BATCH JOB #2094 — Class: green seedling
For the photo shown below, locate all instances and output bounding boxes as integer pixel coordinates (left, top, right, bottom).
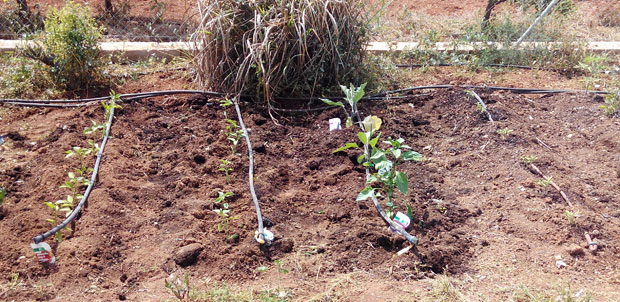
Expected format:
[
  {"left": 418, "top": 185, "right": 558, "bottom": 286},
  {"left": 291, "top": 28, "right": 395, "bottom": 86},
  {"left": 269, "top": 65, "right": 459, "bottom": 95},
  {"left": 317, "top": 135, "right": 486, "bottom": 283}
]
[
  {"left": 321, "top": 82, "right": 367, "bottom": 128},
  {"left": 226, "top": 120, "right": 244, "bottom": 155},
  {"left": 536, "top": 176, "right": 553, "bottom": 187},
  {"left": 576, "top": 55, "right": 609, "bottom": 92},
  {"left": 496, "top": 128, "right": 513, "bottom": 140},
  {"left": 60, "top": 172, "right": 91, "bottom": 196},
  {"left": 214, "top": 191, "right": 233, "bottom": 204},
  {"left": 101, "top": 91, "right": 123, "bottom": 125},
  {"left": 219, "top": 99, "right": 245, "bottom": 155},
  {"left": 272, "top": 259, "right": 292, "bottom": 301},
  {"left": 519, "top": 155, "right": 538, "bottom": 164},
  {"left": 65, "top": 139, "right": 100, "bottom": 177},
  {"left": 219, "top": 159, "right": 233, "bottom": 183},
  {"left": 0, "top": 186, "right": 6, "bottom": 206},
  {"left": 602, "top": 93, "right": 619, "bottom": 116},
  {"left": 212, "top": 203, "right": 239, "bottom": 242},
  {"left": 164, "top": 271, "right": 189, "bottom": 302},
  {"left": 476, "top": 102, "right": 486, "bottom": 113},
  {"left": 83, "top": 120, "right": 105, "bottom": 139},
  {"left": 44, "top": 194, "right": 76, "bottom": 242},
  {"left": 565, "top": 210, "right": 581, "bottom": 225},
  {"left": 336, "top": 116, "right": 422, "bottom": 218}
]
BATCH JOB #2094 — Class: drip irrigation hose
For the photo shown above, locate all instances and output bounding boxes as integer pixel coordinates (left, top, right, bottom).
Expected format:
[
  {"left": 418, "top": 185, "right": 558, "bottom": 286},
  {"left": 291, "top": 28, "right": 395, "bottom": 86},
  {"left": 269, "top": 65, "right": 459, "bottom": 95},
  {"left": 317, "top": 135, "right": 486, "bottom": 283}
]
[
  {"left": 232, "top": 96, "right": 266, "bottom": 245},
  {"left": 2, "top": 85, "right": 611, "bottom": 109},
  {"left": 32, "top": 104, "right": 116, "bottom": 244}
]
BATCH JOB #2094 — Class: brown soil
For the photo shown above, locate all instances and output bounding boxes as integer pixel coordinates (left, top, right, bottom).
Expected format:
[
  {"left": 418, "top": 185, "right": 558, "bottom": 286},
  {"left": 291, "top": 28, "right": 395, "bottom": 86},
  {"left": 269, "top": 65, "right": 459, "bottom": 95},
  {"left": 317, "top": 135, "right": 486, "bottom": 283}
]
[{"left": 1, "top": 66, "right": 620, "bottom": 300}]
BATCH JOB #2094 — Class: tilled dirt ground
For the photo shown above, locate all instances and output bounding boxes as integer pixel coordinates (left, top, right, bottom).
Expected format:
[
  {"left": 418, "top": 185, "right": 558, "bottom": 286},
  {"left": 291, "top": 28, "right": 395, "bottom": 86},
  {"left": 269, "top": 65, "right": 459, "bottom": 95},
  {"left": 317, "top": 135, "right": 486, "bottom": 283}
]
[{"left": 1, "top": 69, "right": 620, "bottom": 300}]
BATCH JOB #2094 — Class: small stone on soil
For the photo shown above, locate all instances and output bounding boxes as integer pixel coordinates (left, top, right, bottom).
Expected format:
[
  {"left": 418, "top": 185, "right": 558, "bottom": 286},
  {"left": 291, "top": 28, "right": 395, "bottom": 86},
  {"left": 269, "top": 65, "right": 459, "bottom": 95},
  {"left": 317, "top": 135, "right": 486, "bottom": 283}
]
[{"left": 174, "top": 243, "right": 203, "bottom": 267}]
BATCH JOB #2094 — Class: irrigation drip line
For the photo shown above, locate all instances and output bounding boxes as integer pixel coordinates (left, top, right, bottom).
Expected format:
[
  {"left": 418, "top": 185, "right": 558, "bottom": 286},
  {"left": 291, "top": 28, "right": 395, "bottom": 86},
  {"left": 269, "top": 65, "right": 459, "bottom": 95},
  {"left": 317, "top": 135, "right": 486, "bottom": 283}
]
[
  {"left": 232, "top": 96, "right": 267, "bottom": 245},
  {"left": 2, "top": 101, "right": 100, "bottom": 108},
  {"left": 2, "top": 85, "right": 611, "bottom": 110},
  {"left": 33, "top": 103, "right": 116, "bottom": 244}
]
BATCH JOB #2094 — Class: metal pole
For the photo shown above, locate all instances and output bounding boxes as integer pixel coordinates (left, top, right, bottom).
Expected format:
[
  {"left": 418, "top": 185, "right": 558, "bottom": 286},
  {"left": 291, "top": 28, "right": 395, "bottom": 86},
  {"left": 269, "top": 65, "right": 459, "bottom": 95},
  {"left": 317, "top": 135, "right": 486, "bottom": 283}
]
[{"left": 514, "top": 0, "right": 560, "bottom": 48}]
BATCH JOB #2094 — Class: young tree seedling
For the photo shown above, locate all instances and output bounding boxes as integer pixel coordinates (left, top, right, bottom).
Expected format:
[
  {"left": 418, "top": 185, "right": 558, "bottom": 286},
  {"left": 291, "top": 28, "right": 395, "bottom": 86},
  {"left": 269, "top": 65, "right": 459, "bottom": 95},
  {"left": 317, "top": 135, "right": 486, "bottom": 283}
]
[
  {"left": 497, "top": 128, "right": 513, "bottom": 140},
  {"left": 212, "top": 203, "right": 239, "bottom": 243},
  {"left": 218, "top": 159, "right": 233, "bottom": 184},
  {"left": 321, "top": 83, "right": 367, "bottom": 128},
  {"left": 164, "top": 271, "right": 190, "bottom": 302},
  {"left": 335, "top": 116, "right": 422, "bottom": 218}
]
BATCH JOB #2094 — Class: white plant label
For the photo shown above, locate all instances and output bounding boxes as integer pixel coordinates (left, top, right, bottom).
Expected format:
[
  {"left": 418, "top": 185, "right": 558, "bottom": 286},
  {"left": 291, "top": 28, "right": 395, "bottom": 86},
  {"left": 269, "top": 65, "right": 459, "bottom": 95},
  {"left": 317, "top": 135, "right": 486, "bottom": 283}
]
[
  {"left": 255, "top": 229, "right": 275, "bottom": 244},
  {"left": 328, "top": 118, "right": 342, "bottom": 131},
  {"left": 389, "top": 212, "right": 411, "bottom": 234},
  {"left": 31, "top": 242, "right": 55, "bottom": 264}
]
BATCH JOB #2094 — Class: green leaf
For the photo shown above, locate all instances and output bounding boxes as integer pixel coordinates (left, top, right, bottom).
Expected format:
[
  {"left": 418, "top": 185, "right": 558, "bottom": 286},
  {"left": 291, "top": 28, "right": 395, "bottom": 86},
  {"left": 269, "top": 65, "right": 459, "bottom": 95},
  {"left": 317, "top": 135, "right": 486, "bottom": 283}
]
[
  {"left": 257, "top": 266, "right": 268, "bottom": 272},
  {"left": 46, "top": 218, "right": 56, "bottom": 223},
  {"left": 356, "top": 186, "right": 375, "bottom": 201},
  {"left": 345, "top": 117, "right": 353, "bottom": 128},
  {"left": 357, "top": 132, "right": 368, "bottom": 145},
  {"left": 333, "top": 142, "right": 358, "bottom": 153},
  {"left": 370, "top": 149, "right": 386, "bottom": 162},
  {"left": 68, "top": 172, "right": 75, "bottom": 179},
  {"left": 353, "top": 83, "right": 367, "bottom": 103},
  {"left": 395, "top": 171, "right": 409, "bottom": 195},
  {"left": 357, "top": 154, "right": 365, "bottom": 164},
  {"left": 320, "top": 98, "right": 344, "bottom": 107},
  {"left": 45, "top": 202, "right": 57, "bottom": 210},
  {"left": 392, "top": 149, "right": 402, "bottom": 159},
  {"left": 366, "top": 175, "right": 378, "bottom": 184},
  {"left": 403, "top": 151, "right": 423, "bottom": 161},
  {"left": 369, "top": 133, "right": 380, "bottom": 148}
]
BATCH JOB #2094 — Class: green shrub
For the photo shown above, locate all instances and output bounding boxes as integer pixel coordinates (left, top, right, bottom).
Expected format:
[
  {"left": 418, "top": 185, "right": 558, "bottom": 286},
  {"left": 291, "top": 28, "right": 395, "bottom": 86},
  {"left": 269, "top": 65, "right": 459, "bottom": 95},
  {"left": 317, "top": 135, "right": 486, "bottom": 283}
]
[{"left": 24, "top": 1, "right": 104, "bottom": 93}]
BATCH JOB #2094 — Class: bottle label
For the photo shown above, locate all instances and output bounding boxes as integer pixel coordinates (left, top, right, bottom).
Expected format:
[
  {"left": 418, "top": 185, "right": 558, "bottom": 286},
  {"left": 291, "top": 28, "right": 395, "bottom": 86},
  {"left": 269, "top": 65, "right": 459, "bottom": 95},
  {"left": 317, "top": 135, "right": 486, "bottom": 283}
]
[{"left": 31, "top": 242, "right": 55, "bottom": 264}]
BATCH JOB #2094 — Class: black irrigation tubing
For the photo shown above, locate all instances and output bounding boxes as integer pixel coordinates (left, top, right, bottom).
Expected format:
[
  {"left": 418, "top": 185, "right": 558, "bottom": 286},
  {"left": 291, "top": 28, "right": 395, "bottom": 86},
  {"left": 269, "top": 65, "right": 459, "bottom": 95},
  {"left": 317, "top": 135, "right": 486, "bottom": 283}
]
[
  {"left": 0, "top": 90, "right": 222, "bottom": 104},
  {"left": 232, "top": 96, "right": 267, "bottom": 245},
  {"left": 3, "top": 85, "right": 611, "bottom": 112},
  {"left": 33, "top": 104, "right": 116, "bottom": 244}
]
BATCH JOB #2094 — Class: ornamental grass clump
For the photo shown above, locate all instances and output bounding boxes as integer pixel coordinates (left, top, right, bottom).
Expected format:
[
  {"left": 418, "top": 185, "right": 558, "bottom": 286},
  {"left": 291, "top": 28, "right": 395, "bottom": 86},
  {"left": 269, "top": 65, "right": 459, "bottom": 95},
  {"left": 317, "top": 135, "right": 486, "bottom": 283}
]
[{"left": 193, "top": 0, "right": 371, "bottom": 104}]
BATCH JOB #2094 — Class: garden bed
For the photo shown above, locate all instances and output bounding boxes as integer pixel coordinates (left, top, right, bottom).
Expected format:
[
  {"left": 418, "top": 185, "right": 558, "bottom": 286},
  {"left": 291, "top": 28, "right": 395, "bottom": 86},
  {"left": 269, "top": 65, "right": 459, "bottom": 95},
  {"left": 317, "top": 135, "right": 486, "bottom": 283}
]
[{"left": 1, "top": 68, "right": 619, "bottom": 300}]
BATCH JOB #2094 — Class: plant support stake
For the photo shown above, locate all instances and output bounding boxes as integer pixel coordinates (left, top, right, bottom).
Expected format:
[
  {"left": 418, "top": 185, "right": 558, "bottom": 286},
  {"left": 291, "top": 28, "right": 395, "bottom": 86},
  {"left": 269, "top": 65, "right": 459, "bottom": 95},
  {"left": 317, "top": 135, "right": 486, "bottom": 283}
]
[
  {"left": 232, "top": 97, "right": 267, "bottom": 245},
  {"left": 514, "top": 0, "right": 560, "bottom": 48},
  {"left": 33, "top": 104, "right": 116, "bottom": 244}
]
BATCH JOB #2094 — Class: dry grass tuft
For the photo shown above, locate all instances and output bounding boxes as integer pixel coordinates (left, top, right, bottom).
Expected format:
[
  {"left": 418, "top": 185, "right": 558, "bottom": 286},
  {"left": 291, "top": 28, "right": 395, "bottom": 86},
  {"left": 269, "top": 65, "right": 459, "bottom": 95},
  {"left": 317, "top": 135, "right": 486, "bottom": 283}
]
[{"left": 193, "top": 0, "right": 374, "bottom": 104}]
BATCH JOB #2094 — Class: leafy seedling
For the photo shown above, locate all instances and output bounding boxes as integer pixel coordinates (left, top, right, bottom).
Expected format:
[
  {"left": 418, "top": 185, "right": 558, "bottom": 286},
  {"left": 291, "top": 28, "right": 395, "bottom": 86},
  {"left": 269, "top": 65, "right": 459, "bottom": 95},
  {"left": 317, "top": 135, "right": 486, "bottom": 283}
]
[
  {"left": 165, "top": 271, "right": 189, "bottom": 302},
  {"left": 536, "top": 176, "right": 553, "bottom": 187},
  {"left": 212, "top": 203, "right": 239, "bottom": 242},
  {"left": 218, "top": 159, "right": 233, "bottom": 183},
  {"left": 0, "top": 186, "right": 6, "bottom": 206},
  {"left": 214, "top": 191, "right": 233, "bottom": 204},
  {"left": 321, "top": 82, "right": 367, "bottom": 128},
  {"left": 83, "top": 120, "right": 105, "bottom": 139},
  {"left": 565, "top": 210, "right": 581, "bottom": 225},
  {"left": 519, "top": 155, "right": 538, "bottom": 164},
  {"left": 497, "top": 128, "right": 513, "bottom": 140},
  {"left": 602, "top": 93, "right": 619, "bottom": 116},
  {"left": 337, "top": 115, "right": 422, "bottom": 218}
]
